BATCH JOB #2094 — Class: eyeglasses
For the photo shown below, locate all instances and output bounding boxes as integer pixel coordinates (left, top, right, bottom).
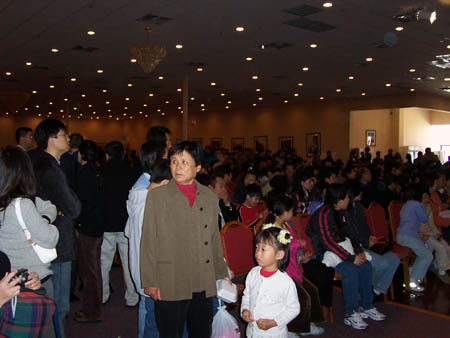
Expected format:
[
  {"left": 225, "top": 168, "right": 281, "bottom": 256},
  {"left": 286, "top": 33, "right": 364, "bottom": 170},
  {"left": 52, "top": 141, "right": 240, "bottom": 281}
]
[{"left": 54, "top": 133, "right": 69, "bottom": 139}]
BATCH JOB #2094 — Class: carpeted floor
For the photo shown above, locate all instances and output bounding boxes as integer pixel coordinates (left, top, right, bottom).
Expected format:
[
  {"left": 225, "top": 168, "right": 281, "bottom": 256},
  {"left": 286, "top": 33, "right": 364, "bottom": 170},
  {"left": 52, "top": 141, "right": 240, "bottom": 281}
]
[{"left": 67, "top": 266, "right": 450, "bottom": 338}]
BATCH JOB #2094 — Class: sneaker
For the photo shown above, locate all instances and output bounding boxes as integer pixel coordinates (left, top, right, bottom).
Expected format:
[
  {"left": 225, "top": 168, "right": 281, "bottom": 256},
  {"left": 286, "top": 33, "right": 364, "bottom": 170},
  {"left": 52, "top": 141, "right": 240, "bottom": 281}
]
[
  {"left": 344, "top": 311, "right": 368, "bottom": 330},
  {"left": 288, "top": 333, "right": 299, "bottom": 338},
  {"left": 300, "top": 323, "right": 325, "bottom": 336},
  {"left": 359, "top": 307, "right": 386, "bottom": 321},
  {"left": 409, "top": 279, "right": 424, "bottom": 292}
]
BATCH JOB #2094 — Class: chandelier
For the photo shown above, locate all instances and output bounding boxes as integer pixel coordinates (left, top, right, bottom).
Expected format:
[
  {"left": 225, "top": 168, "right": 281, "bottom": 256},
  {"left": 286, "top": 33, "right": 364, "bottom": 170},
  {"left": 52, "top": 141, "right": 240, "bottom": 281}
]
[{"left": 130, "top": 27, "right": 167, "bottom": 74}]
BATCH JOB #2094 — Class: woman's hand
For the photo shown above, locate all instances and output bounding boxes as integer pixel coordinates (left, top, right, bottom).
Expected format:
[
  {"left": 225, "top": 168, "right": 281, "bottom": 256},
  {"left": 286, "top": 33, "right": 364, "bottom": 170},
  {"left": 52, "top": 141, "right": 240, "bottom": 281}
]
[
  {"left": 24, "top": 272, "right": 41, "bottom": 290},
  {"left": 144, "top": 287, "right": 161, "bottom": 301},
  {"left": 369, "top": 236, "right": 377, "bottom": 248},
  {"left": 241, "top": 309, "right": 254, "bottom": 323},
  {"left": 0, "top": 271, "right": 21, "bottom": 307}
]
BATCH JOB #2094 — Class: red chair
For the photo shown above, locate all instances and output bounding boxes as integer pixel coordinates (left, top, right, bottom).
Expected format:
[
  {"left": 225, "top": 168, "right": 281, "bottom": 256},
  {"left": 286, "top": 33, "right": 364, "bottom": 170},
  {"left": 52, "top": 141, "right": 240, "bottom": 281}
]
[{"left": 367, "top": 203, "right": 390, "bottom": 241}]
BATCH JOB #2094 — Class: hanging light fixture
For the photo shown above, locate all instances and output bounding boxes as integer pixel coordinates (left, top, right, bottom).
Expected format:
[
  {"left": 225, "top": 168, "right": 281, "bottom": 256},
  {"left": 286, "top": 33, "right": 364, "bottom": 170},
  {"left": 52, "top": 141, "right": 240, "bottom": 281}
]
[{"left": 130, "top": 27, "right": 167, "bottom": 74}]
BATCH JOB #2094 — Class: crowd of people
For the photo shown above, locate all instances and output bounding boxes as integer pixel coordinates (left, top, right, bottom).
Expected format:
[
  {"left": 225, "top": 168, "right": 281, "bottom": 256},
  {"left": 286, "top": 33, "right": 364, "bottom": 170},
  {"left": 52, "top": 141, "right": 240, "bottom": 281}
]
[{"left": 0, "top": 121, "right": 449, "bottom": 337}]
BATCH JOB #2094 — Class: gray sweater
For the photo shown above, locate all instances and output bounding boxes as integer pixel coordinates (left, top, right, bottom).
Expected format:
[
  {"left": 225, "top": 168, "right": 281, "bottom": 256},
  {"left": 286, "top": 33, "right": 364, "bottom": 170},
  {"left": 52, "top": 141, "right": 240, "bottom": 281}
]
[{"left": 0, "top": 197, "right": 59, "bottom": 280}]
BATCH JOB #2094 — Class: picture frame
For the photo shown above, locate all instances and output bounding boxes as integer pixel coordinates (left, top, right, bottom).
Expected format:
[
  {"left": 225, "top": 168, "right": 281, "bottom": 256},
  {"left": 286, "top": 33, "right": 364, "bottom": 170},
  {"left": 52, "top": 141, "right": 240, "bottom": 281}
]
[
  {"left": 254, "top": 136, "right": 268, "bottom": 153},
  {"left": 366, "top": 130, "right": 376, "bottom": 147},
  {"left": 210, "top": 137, "right": 222, "bottom": 151},
  {"left": 306, "top": 133, "right": 321, "bottom": 157},
  {"left": 231, "top": 137, "right": 245, "bottom": 153},
  {"left": 279, "top": 136, "right": 294, "bottom": 151},
  {"left": 192, "top": 137, "right": 203, "bottom": 147}
]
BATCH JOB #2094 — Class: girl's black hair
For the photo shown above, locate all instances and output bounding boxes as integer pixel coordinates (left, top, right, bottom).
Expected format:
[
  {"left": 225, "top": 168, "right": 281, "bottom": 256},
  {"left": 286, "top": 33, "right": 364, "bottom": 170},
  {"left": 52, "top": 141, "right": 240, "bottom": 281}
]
[
  {"left": 151, "top": 158, "right": 171, "bottom": 183},
  {"left": 324, "top": 183, "right": 348, "bottom": 207},
  {"left": 265, "top": 195, "right": 294, "bottom": 225},
  {"left": 255, "top": 227, "right": 290, "bottom": 271}
]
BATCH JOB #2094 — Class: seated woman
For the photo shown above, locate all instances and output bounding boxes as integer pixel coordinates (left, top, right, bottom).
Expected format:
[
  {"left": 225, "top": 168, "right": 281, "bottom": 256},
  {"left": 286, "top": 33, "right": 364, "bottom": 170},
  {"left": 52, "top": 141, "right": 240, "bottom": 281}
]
[
  {"left": 0, "top": 146, "right": 59, "bottom": 297},
  {"left": 265, "top": 195, "right": 325, "bottom": 336},
  {"left": 307, "top": 184, "right": 385, "bottom": 330},
  {"left": 293, "top": 167, "right": 319, "bottom": 215},
  {"left": 346, "top": 181, "right": 400, "bottom": 296},
  {"left": 396, "top": 183, "right": 434, "bottom": 292}
]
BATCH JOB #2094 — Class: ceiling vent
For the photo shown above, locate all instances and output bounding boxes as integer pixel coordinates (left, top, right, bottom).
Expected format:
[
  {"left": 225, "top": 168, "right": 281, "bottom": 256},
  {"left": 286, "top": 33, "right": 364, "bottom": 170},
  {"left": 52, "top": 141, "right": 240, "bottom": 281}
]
[
  {"left": 284, "top": 18, "right": 336, "bottom": 32},
  {"left": 136, "top": 14, "right": 173, "bottom": 25},
  {"left": 440, "top": 87, "right": 450, "bottom": 92},
  {"left": 258, "top": 42, "right": 294, "bottom": 50},
  {"left": 283, "top": 5, "right": 322, "bottom": 17},
  {"left": 429, "top": 54, "right": 450, "bottom": 69},
  {"left": 72, "top": 45, "right": 99, "bottom": 53}
]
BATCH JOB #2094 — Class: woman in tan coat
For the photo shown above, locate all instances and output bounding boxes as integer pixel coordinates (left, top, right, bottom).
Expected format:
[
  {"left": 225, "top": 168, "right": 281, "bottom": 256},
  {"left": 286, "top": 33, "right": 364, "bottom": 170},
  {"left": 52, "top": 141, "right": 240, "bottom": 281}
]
[{"left": 140, "top": 141, "right": 229, "bottom": 338}]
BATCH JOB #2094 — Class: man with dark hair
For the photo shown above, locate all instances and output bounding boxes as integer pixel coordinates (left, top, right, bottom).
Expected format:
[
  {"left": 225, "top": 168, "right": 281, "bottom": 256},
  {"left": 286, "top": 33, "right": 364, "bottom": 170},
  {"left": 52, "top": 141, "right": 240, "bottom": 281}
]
[
  {"left": 208, "top": 175, "right": 238, "bottom": 230},
  {"left": 141, "top": 140, "right": 229, "bottom": 337},
  {"left": 32, "top": 119, "right": 81, "bottom": 337},
  {"left": 15, "top": 127, "right": 34, "bottom": 151},
  {"left": 100, "top": 141, "right": 140, "bottom": 307},
  {"left": 145, "top": 125, "right": 172, "bottom": 155}
]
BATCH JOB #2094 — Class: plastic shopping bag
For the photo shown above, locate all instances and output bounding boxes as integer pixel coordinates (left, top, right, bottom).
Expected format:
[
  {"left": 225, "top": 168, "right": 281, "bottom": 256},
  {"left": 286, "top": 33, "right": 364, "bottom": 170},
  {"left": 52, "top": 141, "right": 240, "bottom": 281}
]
[{"left": 211, "top": 300, "right": 240, "bottom": 338}]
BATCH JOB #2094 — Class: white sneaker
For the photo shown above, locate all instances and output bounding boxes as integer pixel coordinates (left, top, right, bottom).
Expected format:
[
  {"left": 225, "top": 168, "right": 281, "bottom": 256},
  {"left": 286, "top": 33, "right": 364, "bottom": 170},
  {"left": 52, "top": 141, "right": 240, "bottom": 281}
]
[
  {"left": 359, "top": 307, "right": 386, "bottom": 321},
  {"left": 288, "top": 332, "right": 299, "bottom": 338},
  {"left": 300, "top": 323, "right": 325, "bottom": 336},
  {"left": 344, "top": 311, "right": 368, "bottom": 330},
  {"left": 409, "top": 279, "right": 424, "bottom": 292}
]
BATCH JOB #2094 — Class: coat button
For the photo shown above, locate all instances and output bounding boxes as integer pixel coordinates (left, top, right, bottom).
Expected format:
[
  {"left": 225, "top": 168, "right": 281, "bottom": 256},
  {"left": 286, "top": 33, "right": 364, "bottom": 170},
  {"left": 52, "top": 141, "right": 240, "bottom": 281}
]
[
  {"left": 206, "top": 259, "right": 210, "bottom": 263},
  {"left": 205, "top": 241, "right": 208, "bottom": 245},
  {"left": 204, "top": 224, "right": 208, "bottom": 228},
  {"left": 200, "top": 207, "right": 203, "bottom": 211}
]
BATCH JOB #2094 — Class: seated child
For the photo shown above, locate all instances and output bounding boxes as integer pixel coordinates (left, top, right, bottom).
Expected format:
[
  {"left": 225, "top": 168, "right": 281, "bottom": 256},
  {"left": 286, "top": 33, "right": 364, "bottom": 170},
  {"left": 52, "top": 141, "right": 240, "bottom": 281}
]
[
  {"left": 238, "top": 184, "right": 266, "bottom": 228},
  {"left": 241, "top": 227, "right": 300, "bottom": 338},
  {"left": 424, "top": 207, "right": 450, "bottom": 278}
]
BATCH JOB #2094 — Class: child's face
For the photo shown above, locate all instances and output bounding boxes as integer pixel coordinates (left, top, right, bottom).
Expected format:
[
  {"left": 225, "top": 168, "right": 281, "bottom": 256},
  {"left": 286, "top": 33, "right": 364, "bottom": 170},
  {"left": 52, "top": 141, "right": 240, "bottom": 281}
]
[
  {"left": 246, "top": 195, "right": 260, "bottom": 207},
  {"left": 255, "top": 240, "right": 283, "bottom": 272}
]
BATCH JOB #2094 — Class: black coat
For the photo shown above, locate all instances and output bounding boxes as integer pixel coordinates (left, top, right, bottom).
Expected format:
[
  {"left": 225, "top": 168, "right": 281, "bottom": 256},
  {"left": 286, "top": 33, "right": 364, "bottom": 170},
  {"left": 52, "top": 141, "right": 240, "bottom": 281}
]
[
  {"left": 75, "top": 163, "right": 104, "bottom": 237},
  {"left": 100, "top": 159, "right": 139, "bottom": 232},
  {"left": 33, "top": 151, "right": 81, "bottom": 262}
]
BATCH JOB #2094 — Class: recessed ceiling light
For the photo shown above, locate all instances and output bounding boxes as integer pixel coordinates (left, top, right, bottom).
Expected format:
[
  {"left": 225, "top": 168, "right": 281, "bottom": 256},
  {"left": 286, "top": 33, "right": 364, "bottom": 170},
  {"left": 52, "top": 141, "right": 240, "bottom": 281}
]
[
  {"left": 225, "top": 106, "right": 229, "bottom": 109},
  {"left": 323, "top": 2, "right": 333, "bottom": 8},
  {"left": 365, "top": 57, "right": 373, "bottom": 62},
  {"left": 49, "top": 102, "right": 53, "bottom": 105},
  {"left": 143, "top": 104, "right": 148, "bottom": 107},
  {"left": 102, "top": 89, "right": 107, "bottom": 93},
  {"left": 81, "top": 94, "right": 86, "bottom": 97},
  {"left": 409, "top": 68, "right": 416, "bottom": 72},
  {"left": 175, "top": 44, "right": 183, "bottom": 49},
  {"left": 32, "top": 90, "right": 37, "bottom": 94},
  {"left": 395, "top": 26, "right": 404, "bottom": 31},
  {"left": 124, "top": 107, "right": 128, "bottom": 110},
  {"left": 97, "top": 69, "right": 103, "bottom": 73},
  {"left": 252, "top": 75, "right": 258, "bottom": 80},
  {"left": 410, "top": 88, "right": 415, "bottom": 92},
  {"left": 177, "top": 88, "right": 182, "bottom": 92},
  {"left": 88, "top": 104, "right": 92, "bottom": 107},
  {"left": 70, "top": 77, "right": 77, "bottom": 82},
  {"left": 127, "top": 83, "right": 133, "bottom": 87},
  {"left": 227, "top": 101, "right": 232, "bottom": 104},
  {"left": 348, "top": 76, "right": 354, "bottom": 80},
  {"left": 293, "top": 93, "right": 299, "bottom": 97},
  {"left": 149, "top": 93, "right": 154, "bottom": 97},
  {"left": 220, "top": 93, "right": 225, "bottom": 96},
  {"left": 256, "top": 88, "right": 261, "bottom": 92},
  {"left": 51, "top": 48, "right": 59, "bottom": 53},
  {"left": 201, "top": 108, "right": 206, "bottom": 111},
  {"left": 252, "top": 103, "right": 257, "bottom": 107},
  {"left": 197, "top": 67, "right": 203, "bottom": 72},
  {"left": 245, "top": 57, "right": 253, "bottom": 61},
  {"left": 64, "top": 98, "right": 68, "bottom": 101},
  {"left": 130, "top": 58, "right": 137, "bottom": 63},
  {"left": 336, "top": 88, "right": 341, "bottom": 92},
  {"left": 297, "top": 83, "right": 304, "bottom": 86},
  {"left": 49, "top": 85, "right": 55, "bottom": 88},
  {"left": 158, "top": 76, "right": 164, "bottom": 80},
  {"left": 25, "top": 62, "right": 32, "bottom": 66},
  {"left": 125, "top": 97, "right": 130, "bottom": 101},
  {"left": 73, "top": 107, "right": 77, "bottom": 110},
  {"left": 87, "top": 30, "right": 96, "bottom": 35},
  {"left": 201, "top": 103, "right": 205, "bottom": 107},
  {"left": 310, "top": 44, "right": 317, "bottom": 48},
  {"left": 5, "top": 72, "right": 11, "bottom": 76},
  {"left": 302, "top": 67, "right": 309, "bottom": 71},
  {"left": 60, "top": 109, "right": 63, "bottom": 112},
  {"left": 447, "top": 45, "right": 450, "bottom": 49},
  {"left": 210, "top": 82, "right": 216, "bottom": 86},
  {"left": 35, "top": 105, "right": 39, "bottom": 108},
  {"left": 139, "top": 111, "right": 143, "bottom": 114},
  {"left": 361, "top": 92, "right": 366, "bottom": 96},
  {"left": 106, "top": 101, "right": 110, "bottom": 104},
  {"left": 190, "top": 97, "right": 195, "bottom": 101},
  {"left": 178, "top": 106, "right": 182, "bottom": 110},
  {"left": 284, "top": 100, "right": 288, "bottom": 103},
  {"left": 235, "top": 27, "right": 244, "bottom": 32},
  {"left": 320, "top": 96, "right": 325, "bottom": 100},
  {"left": 445, "top": 78, "right": 450, "bottom": 81},
  {"left": 165, "top": 101, "right": 170, "bottom": 104},
  {"left": 385, "top": 83, "right": 391, "bottom": 87}
]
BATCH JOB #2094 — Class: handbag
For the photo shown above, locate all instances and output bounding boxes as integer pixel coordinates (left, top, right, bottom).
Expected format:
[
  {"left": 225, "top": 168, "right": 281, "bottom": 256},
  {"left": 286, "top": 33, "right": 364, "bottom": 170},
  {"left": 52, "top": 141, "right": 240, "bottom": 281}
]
[{"left": 14, "top": 198, "right": 57, "bottom": 264}]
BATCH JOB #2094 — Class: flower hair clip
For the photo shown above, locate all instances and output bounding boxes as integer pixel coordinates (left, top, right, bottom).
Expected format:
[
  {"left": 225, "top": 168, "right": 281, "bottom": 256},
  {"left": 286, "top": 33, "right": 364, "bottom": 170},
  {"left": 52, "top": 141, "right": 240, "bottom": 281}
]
[
  {"left": 262, "top": 223, "right": 276, "bottom": 230},
  {"left": 277, "top": 229, "right": 291, "bottom": 245}
]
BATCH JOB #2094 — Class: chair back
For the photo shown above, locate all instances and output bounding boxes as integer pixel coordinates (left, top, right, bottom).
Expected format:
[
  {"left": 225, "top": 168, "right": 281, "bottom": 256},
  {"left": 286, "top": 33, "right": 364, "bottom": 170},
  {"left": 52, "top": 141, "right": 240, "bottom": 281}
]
[
  {"left": 220, "top": 221, "right": 255, "bottom": 277},
  {"left": 291, "top": 214, "right": 314, "bottom": 254},
  {"left": 253, "top": 217, "right": 265, "bottom": 235},
  {"left": 388, "top": 200, "right": 403, "bottom": 241},
  {"left": 367, "top": 203, "right": 389, "bottom": 240}
]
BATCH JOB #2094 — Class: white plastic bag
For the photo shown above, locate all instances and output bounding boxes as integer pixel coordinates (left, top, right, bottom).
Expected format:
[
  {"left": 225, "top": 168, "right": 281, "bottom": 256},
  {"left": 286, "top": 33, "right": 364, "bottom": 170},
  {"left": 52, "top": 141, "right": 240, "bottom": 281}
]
[{"left": 211, "top": 300, "right": 240, "bottom": 338}]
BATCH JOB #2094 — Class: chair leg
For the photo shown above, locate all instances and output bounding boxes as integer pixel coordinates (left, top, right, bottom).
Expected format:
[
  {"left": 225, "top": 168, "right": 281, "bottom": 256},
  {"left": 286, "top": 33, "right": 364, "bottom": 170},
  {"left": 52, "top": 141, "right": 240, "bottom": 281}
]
[
  {"left": 322, "top": 306, "right": 328, "bottom": 322},
  {"left": 329, "top": 306, "right": 334, "bottom": 324},
  {"left": 389, "top": 283, "right": 395, "bottom": 301}
]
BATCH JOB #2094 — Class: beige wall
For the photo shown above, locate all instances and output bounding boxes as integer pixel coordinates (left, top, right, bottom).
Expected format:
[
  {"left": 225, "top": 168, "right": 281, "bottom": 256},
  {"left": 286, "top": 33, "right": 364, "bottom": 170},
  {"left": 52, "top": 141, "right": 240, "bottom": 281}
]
[
  {"left": 399, "top": 107, "right": 432, "bottom": 147},
  {"left": 430, "top": 110, "right": 450, "bottom": 125}
]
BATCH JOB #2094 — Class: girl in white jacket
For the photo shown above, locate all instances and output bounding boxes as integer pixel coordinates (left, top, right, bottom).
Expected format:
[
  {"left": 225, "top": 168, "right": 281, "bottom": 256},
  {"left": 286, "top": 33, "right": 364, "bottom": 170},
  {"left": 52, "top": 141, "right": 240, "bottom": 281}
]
[{"left": 241, "top": 226, "right": 300, "bottom": 338}]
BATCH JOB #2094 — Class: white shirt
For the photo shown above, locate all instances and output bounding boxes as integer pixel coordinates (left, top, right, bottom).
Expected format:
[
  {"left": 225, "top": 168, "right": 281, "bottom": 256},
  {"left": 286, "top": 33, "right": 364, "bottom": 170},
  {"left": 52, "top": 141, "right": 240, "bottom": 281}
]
[{"left": 241, "top": 266, "right": 300, "bottom": 338}]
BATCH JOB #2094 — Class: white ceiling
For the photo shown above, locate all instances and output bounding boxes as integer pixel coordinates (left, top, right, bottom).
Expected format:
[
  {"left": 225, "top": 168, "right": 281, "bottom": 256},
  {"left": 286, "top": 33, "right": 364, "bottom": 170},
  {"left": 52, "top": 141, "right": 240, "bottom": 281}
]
[{"left": 1, "top": 0, "right": 450, "bottom": 119}]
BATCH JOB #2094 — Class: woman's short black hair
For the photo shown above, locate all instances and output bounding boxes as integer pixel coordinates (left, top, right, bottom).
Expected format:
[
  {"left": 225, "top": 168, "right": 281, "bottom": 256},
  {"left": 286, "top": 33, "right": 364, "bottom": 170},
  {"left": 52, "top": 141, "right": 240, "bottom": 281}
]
[
  {"left": 34, "top": 119, "right": 66, "bottom": 150},
  {"left": 169, "top": 140, "right": 204, "bottom": 166},
  {"left": 151, "top": 158, "right": 171, "bottom": 183},
  {"left": 139, "top": 141, "right": 165, "bottom": 174},
  {"left": 0, "top": 146, "right": 36, "bottom": 210},
  {"left": 324, "top": 183, "right": 348, "bottom": 206},
  {"left": 105, "top": 141, "right": 124, "bottom": 161},
  {"left": 255, "top": 227, "right": 290, "bottom": 271},
  {"left": 79, "top": 140, "right": 98, "bottom": 164}
]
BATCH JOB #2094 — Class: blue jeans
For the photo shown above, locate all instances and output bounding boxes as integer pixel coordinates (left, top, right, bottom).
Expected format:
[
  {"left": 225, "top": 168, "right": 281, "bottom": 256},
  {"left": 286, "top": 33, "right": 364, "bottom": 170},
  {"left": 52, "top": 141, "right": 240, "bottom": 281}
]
[
  {"left": 51, "top": 261, "right": 72, "bottom": 338},
  {"left": 335, "top": 261, "right": 374, "bottom": 315},
  {"left": 367, "top": 250, "right": 400, "bottom": 294},
  {"left": 142, "top": 296, "right": 158, "bottom": 338},
  {"left": 397, "top": 234, "right": 434, "bottom": 281}
]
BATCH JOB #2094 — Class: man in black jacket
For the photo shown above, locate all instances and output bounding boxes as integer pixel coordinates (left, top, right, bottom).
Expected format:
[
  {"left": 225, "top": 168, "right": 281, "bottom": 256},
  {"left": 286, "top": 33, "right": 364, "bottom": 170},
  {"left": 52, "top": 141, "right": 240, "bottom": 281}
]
[
  {"left": 33, "top": 119, "right": 81, "bottom": 337},
  {"left": 100, "top": 141, "right": 139, "bottom": 306},
  {"left": 208, "top": 175, "right": 238, "bottom": 230}
]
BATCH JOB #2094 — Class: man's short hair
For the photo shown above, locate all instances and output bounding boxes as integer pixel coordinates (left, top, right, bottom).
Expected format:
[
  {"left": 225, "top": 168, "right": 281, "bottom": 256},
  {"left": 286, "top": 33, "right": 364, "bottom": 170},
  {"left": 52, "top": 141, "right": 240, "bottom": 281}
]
[
  {"left": 245, "top": 184, "right": 262, "bottom": 198},
  {"left": 104, "top": 141, "right": 124, "bottom": 161},
  {"left": 146, "top": 126, "right": 171, "bottom": 143},
  {"left": 34, "top": 119, "right": 66, "bottom": 150},
  {"left": 15, "top": 127, "right": 32, "bottom": 144},
  {"left": 214, "top": 164, "right": 231, "bottom": 178},
  {"left": 169, "top": 140, "right": 203, "bottom": 166},
  {"left": 69, "top": 133, "right": 84, "bottom": 149}
]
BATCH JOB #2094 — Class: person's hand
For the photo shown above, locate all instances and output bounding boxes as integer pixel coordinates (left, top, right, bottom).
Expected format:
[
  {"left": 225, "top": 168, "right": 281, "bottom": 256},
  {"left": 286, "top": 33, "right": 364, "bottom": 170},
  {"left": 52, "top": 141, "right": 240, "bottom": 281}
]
[
  {"left": 303, "top": 251, "right": 313, "bottom": 264},
  {"left": 24, "top": 272, "right": 41, "bottom": 290},
  {"left": 144, "top": 287, "right": 161, "bottom": 301},
  {"left": 369, "top": 236, "right": 377, "bottom": 248},
  {"left": 58, "top": 211, "right": 64, "bottom": 217},
  {"left": 419, "top": 223, "right": 432, "bottom": 233},
  {"left": 353, "top": 255, "right": 364, "bottom": 266},
  {"left": 223, "top": 277, "right": 232, "bottom": 286},
  {"left": 358, "top": 253, "right": 367, "bottom": 263},
  {"left": 256, "top": 319, "right": 277, "bottom": 330},
  {"left": 0, "top": 271, "right": 21, "bottom": 307},
  {"left": 241, "top": 309, "right": 254, "bottom": 323}
]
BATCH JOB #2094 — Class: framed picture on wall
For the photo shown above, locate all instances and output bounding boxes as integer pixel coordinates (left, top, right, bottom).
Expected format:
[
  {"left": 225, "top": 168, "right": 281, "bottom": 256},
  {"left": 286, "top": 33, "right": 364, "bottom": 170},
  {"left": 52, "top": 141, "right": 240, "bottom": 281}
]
[
  {"left": 192, "top": 137, "right": 203, "bottom": 147},
  {"left": 210, "top": 137, "right": 222, "bottom": 151},
  {"left": 254, "top": 136, "right": 268, "bottom": 152},
  {"left": 306, "top": 133, "right": 321, "bottom": 157},
  {"left": 231, "top": 137, "right": 244, "bottom": 153},
  {"left": 279, "top": 136, "right": 294, "bottom": 151},
  {"left": 366, "top": 130, "right": 376, "bottom": 147}
]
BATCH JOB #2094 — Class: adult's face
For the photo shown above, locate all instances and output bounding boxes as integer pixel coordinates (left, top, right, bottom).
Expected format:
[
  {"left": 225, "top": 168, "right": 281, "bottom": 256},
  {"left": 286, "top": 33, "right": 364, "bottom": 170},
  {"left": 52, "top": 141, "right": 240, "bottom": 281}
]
[
  {"left": 301, "top": 178, "right": 315, "bottom": 191},
  {"left": 170, "top": 150, "right": 200, "bottom": 185},
  {"left": 22, "top": 131, "right": 34, "bottom": 150},
  {"left": 210, "top": 177, "right": 227, "bottom": 200},
  {"left": 244, "top": 173, "right": 256, "bottom": 186},
  {"left": 335, "top": 194, "right": 350, "bottom": 210},
  {"left": 165, "top": 133, "right": 172, "bottom": 152},
  {"left": 49, "top": 129, "right": 70, "bottom": 155}
]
